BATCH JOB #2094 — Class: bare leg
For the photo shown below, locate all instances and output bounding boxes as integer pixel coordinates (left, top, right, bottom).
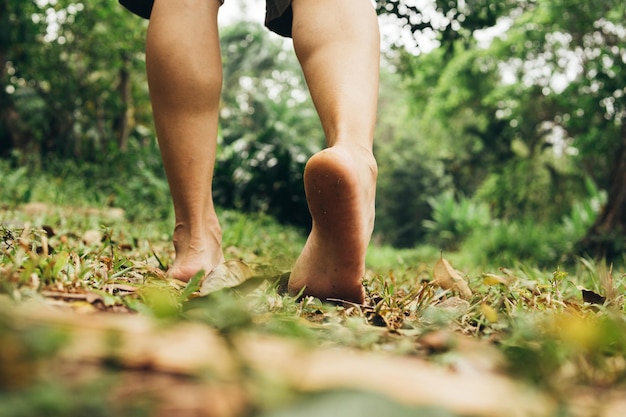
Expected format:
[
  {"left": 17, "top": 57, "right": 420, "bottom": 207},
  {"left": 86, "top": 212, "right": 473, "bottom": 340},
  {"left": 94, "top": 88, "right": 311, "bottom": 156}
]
[
  {"left": 289, "top": 0, "right": 380, "bottom": 303},
  {"left": 146, "top": 0, "right": 224, "bottom": 281}
]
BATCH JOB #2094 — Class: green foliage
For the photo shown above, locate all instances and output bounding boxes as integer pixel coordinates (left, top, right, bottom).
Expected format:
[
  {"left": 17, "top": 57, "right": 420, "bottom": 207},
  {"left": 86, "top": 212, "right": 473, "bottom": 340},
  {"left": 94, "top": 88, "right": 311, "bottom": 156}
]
[
  {"left": 398, "top": 44, "right": 523, "bottom": 201},
  {"left": 379, "top": 0, "right": 626, "bottom": 257},
  {"left": 375, "top": 141, "right": 454, "bottom": 247},
  {"left": 1, "top": 0, "right": 151, "bottom": 157},
  {"left": 501, "top": 312, "right": 626, "bottom": 388},
  {"left": 561, "top": 177, "right": 607, "bottom": 240},
  {"left": 461, "top": 219, "right": 568, "bottom": 267},
  {"left": 0, "top": 162, "right": 30, "bottom": 203},
  {"left": 423, "top": 192, "right": 492, "bottom": 250},
  {"left": 185, "top": 291, "right": 256, "bottom": 333},
  {"left": 487, "top": 0, "right": 626, "bottom": 190},
  {"left": 375, "top": 0, "right": 522, "bottom": 51},
  {"left": 214, "top": 23, "right": 321, "bottom": 229},
  {"left": 456, "top": 176, "right": 606, "bottom": 267},
  {"left": 0, "top": 377, "right": 151, "bottom": 417},
  {"left": 374, "top": 69, "right": 454, "bottom": 247},
  {"left": 474, "top": 153, "right": 585, "bottom": 222},
  {"left": 0, "top": 146, "right": 171, "bottom": 222},
  {"left": 2, "top": 189, "right": 626, "bottom": 415}
]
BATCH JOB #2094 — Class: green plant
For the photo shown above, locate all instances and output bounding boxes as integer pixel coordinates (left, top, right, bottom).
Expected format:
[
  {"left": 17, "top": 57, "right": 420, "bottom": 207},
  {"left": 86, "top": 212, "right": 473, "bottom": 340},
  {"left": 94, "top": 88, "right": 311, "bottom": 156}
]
[
  {"left": 561, "top": 177, "right": 607, "bottom": 242},
  {"left": 461, "top": 219, "right": 567, "bottom": 267},
  {"left": 423, "top": 192, "right": 492, "bottom": 250},
  {"left": 374, "top": 142, "right": 454, "bottom": 248},
  {"left": 0, "top": 161, "right": 30, "bottom": 205}
]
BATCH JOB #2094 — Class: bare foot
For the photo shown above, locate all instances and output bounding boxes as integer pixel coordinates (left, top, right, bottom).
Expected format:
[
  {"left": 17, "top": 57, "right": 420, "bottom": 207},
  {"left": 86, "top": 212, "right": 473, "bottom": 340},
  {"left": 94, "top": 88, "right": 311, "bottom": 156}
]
[
  {"left": 167, "top": 221, "right": 225, "bottom": 282},
  {"left": 289, "top": 145, "right": 377, "bottom": 304}
]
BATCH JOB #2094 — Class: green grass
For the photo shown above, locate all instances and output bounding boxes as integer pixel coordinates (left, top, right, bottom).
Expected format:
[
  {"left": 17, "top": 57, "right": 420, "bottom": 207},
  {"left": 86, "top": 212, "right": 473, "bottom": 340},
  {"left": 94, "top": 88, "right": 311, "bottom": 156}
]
[{"left": 1, "top": 162, "right": 625, "bottom": 416}]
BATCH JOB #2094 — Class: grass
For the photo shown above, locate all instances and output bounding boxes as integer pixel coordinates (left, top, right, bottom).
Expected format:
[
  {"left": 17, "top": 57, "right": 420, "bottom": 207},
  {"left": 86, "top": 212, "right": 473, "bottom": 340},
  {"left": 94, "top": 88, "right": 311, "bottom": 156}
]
[{"left": 1, "top": 166, "right": 625, "bottom": 416}]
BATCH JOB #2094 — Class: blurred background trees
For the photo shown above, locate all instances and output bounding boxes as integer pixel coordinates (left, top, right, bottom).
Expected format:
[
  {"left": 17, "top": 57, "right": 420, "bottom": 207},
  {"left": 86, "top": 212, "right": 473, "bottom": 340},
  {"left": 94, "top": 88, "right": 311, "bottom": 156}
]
[
  {"left": 374, "top": 0, "right": 625, "bottom": 260},
  {"left": 0, "top": 0, "right": 151, "bottom": 158},
  {"left": 1, "top": 0, "right": 624, "bottom": 264}
]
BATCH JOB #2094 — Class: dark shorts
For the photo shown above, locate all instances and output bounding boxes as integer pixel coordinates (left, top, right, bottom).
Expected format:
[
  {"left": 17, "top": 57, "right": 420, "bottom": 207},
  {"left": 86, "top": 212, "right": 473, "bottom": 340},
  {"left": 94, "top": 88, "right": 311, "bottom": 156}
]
[{"left": 118, "top": 0, "right": 294, "bottom": 37}]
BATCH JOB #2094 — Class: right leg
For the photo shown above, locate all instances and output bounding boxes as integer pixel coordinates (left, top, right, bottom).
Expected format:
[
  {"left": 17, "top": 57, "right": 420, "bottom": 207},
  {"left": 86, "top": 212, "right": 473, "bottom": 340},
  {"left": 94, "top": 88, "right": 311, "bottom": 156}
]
[
  {"left": 288, "top": 0, "right": 380, "bottom": 303},
  {"left": 146, "top": 0, "right": 224, "bottom": 281}
]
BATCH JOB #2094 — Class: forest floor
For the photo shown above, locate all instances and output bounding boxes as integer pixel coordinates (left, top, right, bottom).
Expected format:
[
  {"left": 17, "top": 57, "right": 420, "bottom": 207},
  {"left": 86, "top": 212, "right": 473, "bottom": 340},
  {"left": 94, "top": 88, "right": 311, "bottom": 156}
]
[{"left": 1, "top": 202, "right": 625, "bottom": 417}]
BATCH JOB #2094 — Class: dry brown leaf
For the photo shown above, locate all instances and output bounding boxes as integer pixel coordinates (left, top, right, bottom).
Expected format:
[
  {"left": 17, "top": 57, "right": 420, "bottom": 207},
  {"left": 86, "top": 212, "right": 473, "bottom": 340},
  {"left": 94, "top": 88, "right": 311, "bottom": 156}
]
[
  {"left": 82, "top": 230, "right": 102, "bottom": 246},
  {"left": 41, "top": 291, "right": 90, "bottom": 301},
  {"left": 199, "top": 260, "right": 255, "bottom": 295},
  {"left": 433, "top": 257, "right": 472, "bottom": 299}
]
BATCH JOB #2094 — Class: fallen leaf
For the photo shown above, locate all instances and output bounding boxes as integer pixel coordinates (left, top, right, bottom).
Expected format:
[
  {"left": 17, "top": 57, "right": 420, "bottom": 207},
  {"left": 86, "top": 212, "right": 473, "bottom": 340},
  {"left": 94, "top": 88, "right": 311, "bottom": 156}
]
[
  {"left": 433, "top": 257, "right": 472, "bottom": 300},
  {"left": 41, "top": 291, "right": 89, "bottom": 301},
  {"left": 553, "top": 312, "right": 601, "bottom": 351},
  {"left": 103, "top": 283, "right": 138, "bottom": 294},
  {"left": 1, "top": 298, "right": 557, "bottom": 417},
  {"left": 70, "top": 301, "right": 98, "bottom": 314},
  {"left": 482, "top": 273, "right": 510, "bottom": 286},
  {"left": 82, "top": 230, "right": 103, "bottom": 245},
  {"left": 199, "top": 260, "right": 255, "bottom": 296},
  {"left": 581, "top": 288, "right": 606, "bottom": 305},
  {"left": 237, "top": 333, "right": 556, "bottom": 417},
  {"left": 42, "top": 225, "right": 55, "bottom": 237},
  {"left": 480, "top": 303, "right": 498, "bottom": 323},
  {"left": 118, "top": 243, "right": 133, "bottom": 251},
  {"left": 421, "top": 297, "right": 470, "bottom": 325},
  {"left": 437, "top": 296, "right": 471, "bottom": 314}
]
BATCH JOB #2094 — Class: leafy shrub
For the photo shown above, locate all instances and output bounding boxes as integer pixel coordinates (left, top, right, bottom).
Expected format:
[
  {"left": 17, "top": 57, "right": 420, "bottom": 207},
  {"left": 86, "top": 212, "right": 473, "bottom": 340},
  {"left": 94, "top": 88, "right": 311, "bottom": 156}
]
[
  {"left": 0, "top": 144, "right": 172, "bottom": 222},
  {"left": 374, "top": 143, "right": 454, "bottom": 248},
  {"left": 423, "top": 192, "right": 492, "bottom": 250},
  {"left": 214, "top": 134, "right": 313, "bottom": 230},
  {"left": 460, "top": 219, "right": 568, "bottom": 267},
  {"left": 561, "top": 177, "right": 606, "bottom": 242},
  {"left": 0, "top": 160, "right": 31, "bottom": 204},
  {"left": 213, "top": 23, "right": 321, "bottom": 230},
  {"left": 421, "top": 177, "right": 606, "bottom": 266}
]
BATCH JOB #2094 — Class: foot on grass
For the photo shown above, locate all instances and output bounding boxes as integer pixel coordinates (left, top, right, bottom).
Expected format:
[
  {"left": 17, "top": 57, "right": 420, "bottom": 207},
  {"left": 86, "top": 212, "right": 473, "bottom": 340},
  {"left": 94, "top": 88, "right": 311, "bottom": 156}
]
[
  {"left": 168, "top": 222, "right": 225, "bottom": 283},
  {"left": 288, "top": 145, "right": 377, "bottom": 304}
]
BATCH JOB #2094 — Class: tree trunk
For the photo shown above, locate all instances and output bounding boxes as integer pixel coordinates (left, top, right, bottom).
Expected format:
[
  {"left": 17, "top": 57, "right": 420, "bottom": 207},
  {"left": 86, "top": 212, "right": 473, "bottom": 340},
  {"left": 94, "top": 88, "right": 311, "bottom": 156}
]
[
  {"left": 0, "top": 88, "right": 36, "bottom": 155},
  {"left": 114, "top": 54, "right": 132, "bottom": 152},
  {"left": 578, "top": 124, "right": 626, "bottom": 259}
]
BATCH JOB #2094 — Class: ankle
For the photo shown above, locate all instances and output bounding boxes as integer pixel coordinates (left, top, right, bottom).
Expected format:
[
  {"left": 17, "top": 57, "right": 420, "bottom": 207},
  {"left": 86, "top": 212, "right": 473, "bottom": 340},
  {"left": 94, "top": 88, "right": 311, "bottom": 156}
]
[
  {"left": 172, "top": 220, "right": 223, "bottom": 253},
  {"left": 327, "top": 143, "right": 378, "bottom": 177}
]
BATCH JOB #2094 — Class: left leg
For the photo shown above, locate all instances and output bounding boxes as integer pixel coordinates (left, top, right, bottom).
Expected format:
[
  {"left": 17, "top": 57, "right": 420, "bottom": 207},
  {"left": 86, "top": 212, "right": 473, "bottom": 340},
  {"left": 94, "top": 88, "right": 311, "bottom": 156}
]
[{"left": 146, "top": 0, "right": 224, "bottom": 282}]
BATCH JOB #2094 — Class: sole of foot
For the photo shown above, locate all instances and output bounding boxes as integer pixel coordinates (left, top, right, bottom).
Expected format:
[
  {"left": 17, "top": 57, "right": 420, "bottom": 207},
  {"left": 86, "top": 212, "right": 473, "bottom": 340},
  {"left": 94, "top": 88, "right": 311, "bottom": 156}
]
[{"left": 288, "top": 145, "right": 376, "bottom": 304}]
